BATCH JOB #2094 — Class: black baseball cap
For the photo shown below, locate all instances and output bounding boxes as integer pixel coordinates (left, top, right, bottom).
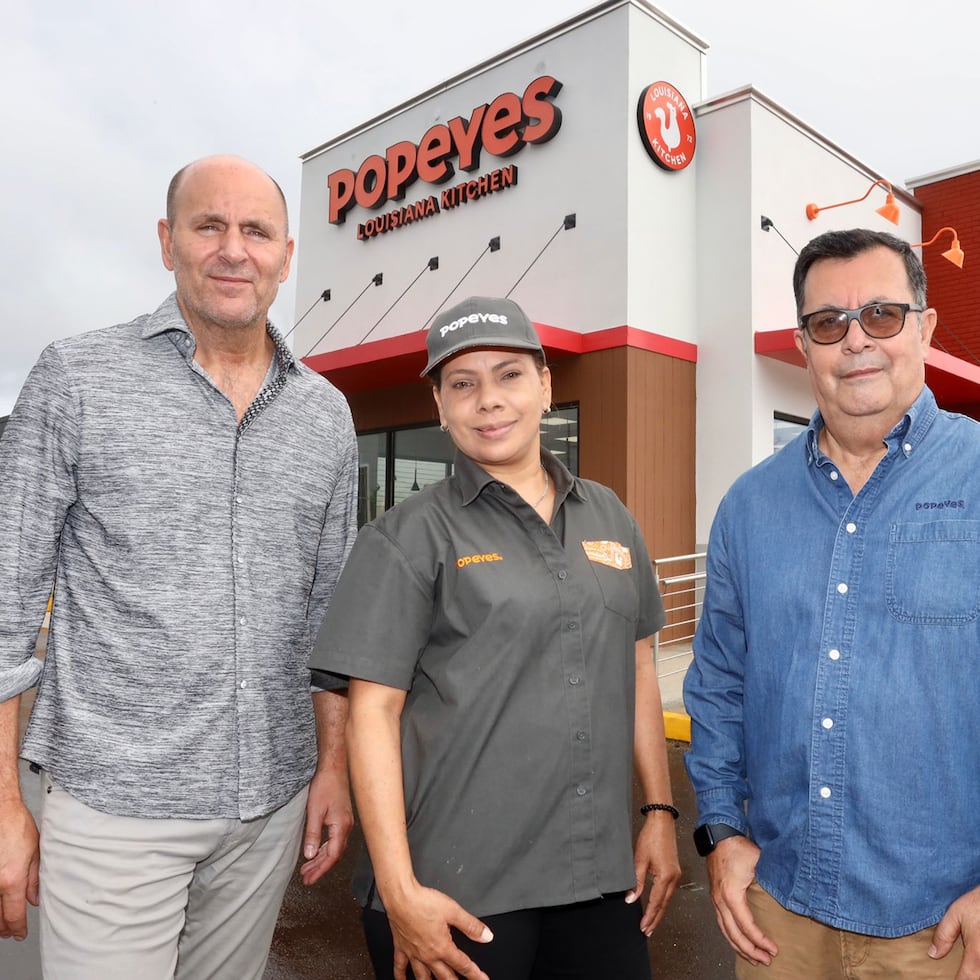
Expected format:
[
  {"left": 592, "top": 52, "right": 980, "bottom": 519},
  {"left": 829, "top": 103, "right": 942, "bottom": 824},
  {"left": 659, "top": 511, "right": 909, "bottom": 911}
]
[{"left": 422, "top": 296, "right": 544, "bottom": 377}]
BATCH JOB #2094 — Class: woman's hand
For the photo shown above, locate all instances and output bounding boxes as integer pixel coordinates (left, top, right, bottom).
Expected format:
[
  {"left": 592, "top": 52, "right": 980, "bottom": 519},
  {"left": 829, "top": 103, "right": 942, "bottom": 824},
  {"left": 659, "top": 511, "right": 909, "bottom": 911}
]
[
  {"left": 627, "top": 810, "right": 681, "bottom": 935},
  {"left": 386, "top": 882, "right": 493, "bottom": 980}
]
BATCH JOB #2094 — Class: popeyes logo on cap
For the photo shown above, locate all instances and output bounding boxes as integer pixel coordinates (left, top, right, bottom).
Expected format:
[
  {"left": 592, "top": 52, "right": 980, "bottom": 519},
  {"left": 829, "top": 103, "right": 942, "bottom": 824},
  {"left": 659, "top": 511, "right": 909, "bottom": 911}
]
[
  {"left": 440, "top": 312, "right": 509, "bottom": 338},
  {"left": 327, "top": 76, "right": 563, "bottom": 225},
  {"left": 637, "top": 81, "right": 696, "bottom": 172}
]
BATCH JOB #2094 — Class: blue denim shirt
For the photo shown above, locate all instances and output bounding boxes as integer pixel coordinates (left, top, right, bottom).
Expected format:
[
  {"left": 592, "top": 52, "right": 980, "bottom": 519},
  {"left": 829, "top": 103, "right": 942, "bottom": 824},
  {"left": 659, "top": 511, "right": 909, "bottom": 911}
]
[{"left": 684, "top": 387, "right": 980, "bottom": 937}]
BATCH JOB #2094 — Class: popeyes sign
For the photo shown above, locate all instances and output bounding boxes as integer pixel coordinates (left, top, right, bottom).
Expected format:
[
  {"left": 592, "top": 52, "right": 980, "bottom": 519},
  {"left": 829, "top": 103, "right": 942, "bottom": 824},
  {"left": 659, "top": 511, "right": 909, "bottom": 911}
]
[
  {"left": 637, "top": 80, "right": 696, "bottom": 172},
  {"left": 327, "top": 76, "right": 563, "bottom": 238}
]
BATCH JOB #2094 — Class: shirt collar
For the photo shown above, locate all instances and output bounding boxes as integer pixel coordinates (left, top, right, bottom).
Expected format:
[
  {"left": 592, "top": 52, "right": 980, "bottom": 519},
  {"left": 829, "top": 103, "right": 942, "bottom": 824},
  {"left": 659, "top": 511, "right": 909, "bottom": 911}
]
[
  {"left": 453, "top": 448, "right": 587, "bottom": 506},
  {"left": 140, "top": 292, "right": 297, "bottom": 373},
  {"left": 805, "top": 385, "right": 940, "bottom": 465}
]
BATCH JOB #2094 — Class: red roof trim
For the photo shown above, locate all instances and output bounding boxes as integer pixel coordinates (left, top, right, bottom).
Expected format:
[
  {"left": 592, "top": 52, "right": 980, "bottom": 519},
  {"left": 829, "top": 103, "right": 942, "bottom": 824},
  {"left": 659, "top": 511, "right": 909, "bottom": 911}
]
[{"left": 304, "top": 323, "right": 698, "bottom": 393}]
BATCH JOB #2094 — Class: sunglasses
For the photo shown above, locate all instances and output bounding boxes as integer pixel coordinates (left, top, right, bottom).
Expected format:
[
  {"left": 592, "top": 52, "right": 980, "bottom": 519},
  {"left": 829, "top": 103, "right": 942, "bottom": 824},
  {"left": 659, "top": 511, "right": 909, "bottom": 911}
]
[{"left": 798, "top": 302, "right": 923, "bottom": 345}]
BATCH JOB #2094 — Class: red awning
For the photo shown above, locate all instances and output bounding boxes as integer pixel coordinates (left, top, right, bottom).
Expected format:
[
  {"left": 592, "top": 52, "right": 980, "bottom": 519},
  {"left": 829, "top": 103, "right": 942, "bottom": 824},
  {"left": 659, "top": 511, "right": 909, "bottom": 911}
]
[
  {"left": 304, "top": 324, "right": 697, "bottom": 393},
  {"left": 755, "top": 329, "right": 980, "bottom": 417}
]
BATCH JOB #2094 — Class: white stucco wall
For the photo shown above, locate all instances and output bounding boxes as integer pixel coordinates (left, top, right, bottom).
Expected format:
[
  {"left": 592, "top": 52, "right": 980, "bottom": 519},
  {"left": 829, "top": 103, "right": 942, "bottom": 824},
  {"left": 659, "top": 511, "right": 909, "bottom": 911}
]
[
  {"left": 623, "top": 4, "right": 705, "bottom": 342},
  {"left": 294, "top": 0, "right": 706, "bottom": 359}
]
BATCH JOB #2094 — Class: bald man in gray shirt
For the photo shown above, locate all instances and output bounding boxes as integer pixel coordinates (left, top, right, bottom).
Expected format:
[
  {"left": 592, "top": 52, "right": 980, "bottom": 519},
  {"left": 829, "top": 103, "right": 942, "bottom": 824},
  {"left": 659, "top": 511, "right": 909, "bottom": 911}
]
[{"left": 0, "top": 155, "right": 358, "bottom": 979}]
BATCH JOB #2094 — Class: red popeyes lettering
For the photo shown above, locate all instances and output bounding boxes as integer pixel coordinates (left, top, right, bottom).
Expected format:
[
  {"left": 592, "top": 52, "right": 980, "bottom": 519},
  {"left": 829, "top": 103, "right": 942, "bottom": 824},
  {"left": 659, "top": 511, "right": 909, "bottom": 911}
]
[
  {"left": 448, "top": 105, "right": 488, "bottom": 172},
  {"left": 385, "top": 140, "right": 419, "bottom": 202},
  {"left": 522, "top": 75, "right": 563, "bottom": 144},
  {"left": 482, "top": 92, "right": 523, "bottom": 157},
  {"left": 327, "top": 169, "right": 356, "bottom": 225},
  {"left": 417, "top": 126, "right": 455, "bottom": 185},
  {"left": 354, "top": 155, "right": 387, "bottom": 209},
  {"left": 327, "top": 75, "right": 563, "bottom": 225}
]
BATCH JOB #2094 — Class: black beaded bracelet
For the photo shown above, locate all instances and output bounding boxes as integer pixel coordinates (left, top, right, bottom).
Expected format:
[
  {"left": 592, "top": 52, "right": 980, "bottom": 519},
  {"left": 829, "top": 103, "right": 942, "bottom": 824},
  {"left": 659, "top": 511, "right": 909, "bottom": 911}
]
[{"left": 640, "top": 802, "right": 679, "bottom": 819}]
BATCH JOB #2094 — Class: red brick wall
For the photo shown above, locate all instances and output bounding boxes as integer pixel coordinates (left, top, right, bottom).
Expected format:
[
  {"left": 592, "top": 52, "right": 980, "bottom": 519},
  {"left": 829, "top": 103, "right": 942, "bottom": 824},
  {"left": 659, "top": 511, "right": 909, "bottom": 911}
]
[{"left": 913, "top": 169, "right": 980, "bottom": 360}]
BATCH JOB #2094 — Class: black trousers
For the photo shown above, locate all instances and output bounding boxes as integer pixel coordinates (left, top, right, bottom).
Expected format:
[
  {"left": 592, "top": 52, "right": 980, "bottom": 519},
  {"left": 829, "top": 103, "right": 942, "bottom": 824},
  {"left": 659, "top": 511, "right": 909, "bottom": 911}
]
[{"left": 363, "top": 891, "right": 652, "bottom": 980}]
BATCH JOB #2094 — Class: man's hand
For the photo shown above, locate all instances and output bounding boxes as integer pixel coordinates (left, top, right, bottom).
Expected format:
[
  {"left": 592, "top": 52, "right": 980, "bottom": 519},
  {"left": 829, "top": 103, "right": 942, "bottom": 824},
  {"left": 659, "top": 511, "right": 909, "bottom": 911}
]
[
  {"left": 930, "top": 883, "right": 980, "bottom": 979},
  {"left": 0, "top": 799, "right": 40, "bottom": 941},
  {"left": 627, "top": 811, "right": 681, "bottom": 935},
  {"left": 386, "top": 882, "right": 493, "bottom": 980},
  {"left": 706, "top": 835, "right": 778, "bottom": 966},
  {"left": 299, "top": 766, "right": 354, "bottom": 886}
]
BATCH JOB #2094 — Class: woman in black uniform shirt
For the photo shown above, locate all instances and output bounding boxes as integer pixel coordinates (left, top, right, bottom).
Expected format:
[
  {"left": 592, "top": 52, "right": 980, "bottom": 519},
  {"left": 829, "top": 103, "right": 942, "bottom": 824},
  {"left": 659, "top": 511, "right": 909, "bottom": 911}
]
[{"left": 312, "top": 296, "right": 680, "bottom": 980}]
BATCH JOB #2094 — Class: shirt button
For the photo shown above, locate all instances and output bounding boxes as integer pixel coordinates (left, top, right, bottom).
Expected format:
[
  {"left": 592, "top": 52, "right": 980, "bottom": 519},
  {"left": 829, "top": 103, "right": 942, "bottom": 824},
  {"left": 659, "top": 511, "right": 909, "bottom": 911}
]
[
  {"left": 239, "top": 616, "right": 247, "bottom": 625},
  {"left": 240, "top": 680, "right": 248, "bottom": 689},
  {"left": 569, "top": 675, "right": 581, "bottom": 686},
  {"left": 828, "top": 649, "right": 841, "bottom": 660},
  {"left": 903, "top": 443, "right": 912, "bottom": 453},
  {"left": 846, "top": 522, "right": 857, "bottom": 534},
  {"left": 576, "top": 785, "right": 588, "bottom": 796},
  {"left": 830, "top": 471, "right": 839, "bottom": 481},
  {"left": 236, "top": 496, "right": 243, "bottom": 504},
  {"left": 576, "top": 730, "right": 587, "bottom": 741},
  {"left": 568, "top": 622, "right": 578, "bottom": 630},
  {"left": 557, "top": 571, "right": 567, "bottom": 581},
  {"left": 837, "top": 583, "right": 848, "bottom": 594},
  {"left": 820, "top": 787, "right": 832, "bottom": 799},
  {"left": 822, "top": 718, "right": 834, "bottom": 729}
]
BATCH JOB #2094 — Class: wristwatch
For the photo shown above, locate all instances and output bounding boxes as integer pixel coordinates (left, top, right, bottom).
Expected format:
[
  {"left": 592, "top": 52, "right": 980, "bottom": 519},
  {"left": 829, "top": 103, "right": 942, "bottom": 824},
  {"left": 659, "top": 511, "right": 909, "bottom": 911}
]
[{"left": 693, "top": 823, "right": 745, "bottom": 857}]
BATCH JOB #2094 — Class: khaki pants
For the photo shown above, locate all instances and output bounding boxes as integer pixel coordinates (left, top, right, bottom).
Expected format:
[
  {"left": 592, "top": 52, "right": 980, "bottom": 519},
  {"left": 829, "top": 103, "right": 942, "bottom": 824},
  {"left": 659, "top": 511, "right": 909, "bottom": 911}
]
[
  {"left": 38, "top": 772, "right": 307, "bottom": 980},
  {"left": 736, "top": 882, "right": 964, "bottom": 979}
]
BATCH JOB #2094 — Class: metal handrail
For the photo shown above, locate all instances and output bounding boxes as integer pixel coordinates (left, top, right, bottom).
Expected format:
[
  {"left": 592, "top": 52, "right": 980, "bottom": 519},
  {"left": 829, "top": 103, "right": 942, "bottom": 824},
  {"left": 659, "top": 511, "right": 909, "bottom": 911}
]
[{"left": 652, "top": 553, "right": 706, "bottom": 690}]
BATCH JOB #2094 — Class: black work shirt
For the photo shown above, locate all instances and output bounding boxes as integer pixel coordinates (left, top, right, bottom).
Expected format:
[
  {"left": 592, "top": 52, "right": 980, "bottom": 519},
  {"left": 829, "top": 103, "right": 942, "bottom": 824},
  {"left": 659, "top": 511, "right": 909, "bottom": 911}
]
[{"left": 311, "top": 450, "right": 665, "bottom": 916}]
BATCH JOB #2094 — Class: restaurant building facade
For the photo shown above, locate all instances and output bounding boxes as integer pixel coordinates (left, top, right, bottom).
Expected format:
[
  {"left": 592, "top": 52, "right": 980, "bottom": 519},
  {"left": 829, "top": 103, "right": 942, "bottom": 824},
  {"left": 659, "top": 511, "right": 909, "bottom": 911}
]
[{"left": 293, "top": 0, "right": 979, "bottom": 558}]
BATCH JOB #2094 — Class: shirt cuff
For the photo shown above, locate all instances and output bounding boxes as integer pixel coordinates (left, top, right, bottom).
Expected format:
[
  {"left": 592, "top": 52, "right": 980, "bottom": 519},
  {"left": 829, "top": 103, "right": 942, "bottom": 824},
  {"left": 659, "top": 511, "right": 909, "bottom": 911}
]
[
  {"left": 0, "top": 656, "right": 45, "bottom": 703},
  {"left": 309, "top": 668, "right": 349, "bottom": 693}
]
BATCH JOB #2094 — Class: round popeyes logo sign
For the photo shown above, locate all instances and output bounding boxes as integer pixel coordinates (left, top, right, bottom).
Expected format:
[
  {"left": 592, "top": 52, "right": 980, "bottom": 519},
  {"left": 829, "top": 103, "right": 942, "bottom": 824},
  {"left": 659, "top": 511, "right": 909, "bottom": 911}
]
[{"left": 637, "top": 81, "right": 696, "bottom": 171}]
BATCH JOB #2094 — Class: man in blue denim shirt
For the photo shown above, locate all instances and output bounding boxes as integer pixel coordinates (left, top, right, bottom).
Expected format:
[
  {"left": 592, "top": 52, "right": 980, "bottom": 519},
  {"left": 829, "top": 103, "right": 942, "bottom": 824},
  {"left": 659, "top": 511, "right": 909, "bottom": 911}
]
[{"left": 685, "top": 229, "right": 980, "bottom": 978}]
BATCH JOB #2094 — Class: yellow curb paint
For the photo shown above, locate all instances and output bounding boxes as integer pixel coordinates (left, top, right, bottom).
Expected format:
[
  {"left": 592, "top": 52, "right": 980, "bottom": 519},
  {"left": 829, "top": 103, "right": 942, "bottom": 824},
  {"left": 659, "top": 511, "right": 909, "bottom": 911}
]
[{"left": 663, "top": 711, "right": 691, "bottom": 743}]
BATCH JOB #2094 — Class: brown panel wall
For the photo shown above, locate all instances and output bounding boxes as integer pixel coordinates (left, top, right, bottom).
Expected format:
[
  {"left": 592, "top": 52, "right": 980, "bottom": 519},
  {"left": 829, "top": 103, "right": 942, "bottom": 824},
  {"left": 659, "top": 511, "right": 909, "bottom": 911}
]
[
  {"left": 348, "top": 380, "right": 439, "bottom": 432},
  {"left": 624, "top": 347, "right": 696, "bottom": 561},
  {"left": 549, "top": 348, "right": 629, "bottom": 497},
  {"left": 551, "top": 347, "right": 696, "bottom": 560}
]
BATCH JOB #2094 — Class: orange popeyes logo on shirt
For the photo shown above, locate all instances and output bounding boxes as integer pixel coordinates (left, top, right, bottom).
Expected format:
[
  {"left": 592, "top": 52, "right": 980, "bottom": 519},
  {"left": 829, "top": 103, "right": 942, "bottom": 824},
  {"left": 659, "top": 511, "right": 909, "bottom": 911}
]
[
  {"left": 582, "top": 540, "right": 632, "bottom": 569},
  {"left": 456, "top": 552, "right": 503, "bottom": 568}
]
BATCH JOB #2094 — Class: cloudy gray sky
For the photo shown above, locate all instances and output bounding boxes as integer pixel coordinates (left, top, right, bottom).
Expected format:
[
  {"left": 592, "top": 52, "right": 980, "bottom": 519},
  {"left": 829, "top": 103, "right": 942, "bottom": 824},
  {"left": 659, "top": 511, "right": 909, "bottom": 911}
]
[{"left": 2, "top": 0, "right": 974, "bottom": 415}]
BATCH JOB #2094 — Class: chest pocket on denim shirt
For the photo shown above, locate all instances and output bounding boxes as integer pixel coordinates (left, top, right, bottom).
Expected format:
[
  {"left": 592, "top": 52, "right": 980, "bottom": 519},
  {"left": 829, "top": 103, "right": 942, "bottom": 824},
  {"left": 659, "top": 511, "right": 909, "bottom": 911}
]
[{"left": 886, "top": 520, "right": 980, "bottom": 625}]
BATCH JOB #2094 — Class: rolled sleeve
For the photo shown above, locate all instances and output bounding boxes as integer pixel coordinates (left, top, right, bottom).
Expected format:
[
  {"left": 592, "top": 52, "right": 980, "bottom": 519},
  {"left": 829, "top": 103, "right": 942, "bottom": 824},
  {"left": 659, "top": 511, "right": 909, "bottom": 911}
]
[{"left": 0, "top": 345, "right": 78, "bottom": 701}]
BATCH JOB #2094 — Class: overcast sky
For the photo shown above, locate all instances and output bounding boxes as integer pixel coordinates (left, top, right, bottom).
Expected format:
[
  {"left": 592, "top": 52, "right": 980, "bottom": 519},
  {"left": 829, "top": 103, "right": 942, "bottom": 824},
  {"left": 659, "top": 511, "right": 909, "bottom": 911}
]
[{"left": 2, "top": 0, "right": 975, "bottom": 415}]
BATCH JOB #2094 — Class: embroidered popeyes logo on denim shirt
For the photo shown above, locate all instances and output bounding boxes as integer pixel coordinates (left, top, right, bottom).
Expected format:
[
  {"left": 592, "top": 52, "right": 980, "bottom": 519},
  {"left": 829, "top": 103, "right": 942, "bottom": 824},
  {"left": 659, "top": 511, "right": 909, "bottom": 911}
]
[{"left": 914, "top": 500, "right": 965, "bottom": 510}]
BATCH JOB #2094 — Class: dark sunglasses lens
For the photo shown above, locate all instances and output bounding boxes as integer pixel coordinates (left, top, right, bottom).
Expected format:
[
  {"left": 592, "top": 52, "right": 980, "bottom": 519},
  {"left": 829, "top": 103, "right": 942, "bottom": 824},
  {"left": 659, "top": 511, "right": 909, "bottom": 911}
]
[
  {"left": 859, "top": 303, "right": 905, "bottom": 337},
  {"left": 807, "top": 311, "right": 848, "bottom": 343}
]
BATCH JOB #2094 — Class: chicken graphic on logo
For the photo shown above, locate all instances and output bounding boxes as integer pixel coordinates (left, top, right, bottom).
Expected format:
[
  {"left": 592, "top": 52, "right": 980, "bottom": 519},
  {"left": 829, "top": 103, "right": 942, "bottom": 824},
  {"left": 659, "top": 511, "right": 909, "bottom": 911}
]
[{"left": 652, "top": 101, "right": 681, "bottom": 152}]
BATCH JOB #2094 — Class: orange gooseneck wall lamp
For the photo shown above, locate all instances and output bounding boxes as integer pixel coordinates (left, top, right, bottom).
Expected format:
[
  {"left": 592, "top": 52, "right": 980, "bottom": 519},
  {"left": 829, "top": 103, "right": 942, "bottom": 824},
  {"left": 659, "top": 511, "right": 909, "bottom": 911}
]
[
  {"left": 805, "top": 178, "right": 900, "bottom": 225},
  {"left": 912, "top": 226, "right": 965, "bottom": 268}
]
